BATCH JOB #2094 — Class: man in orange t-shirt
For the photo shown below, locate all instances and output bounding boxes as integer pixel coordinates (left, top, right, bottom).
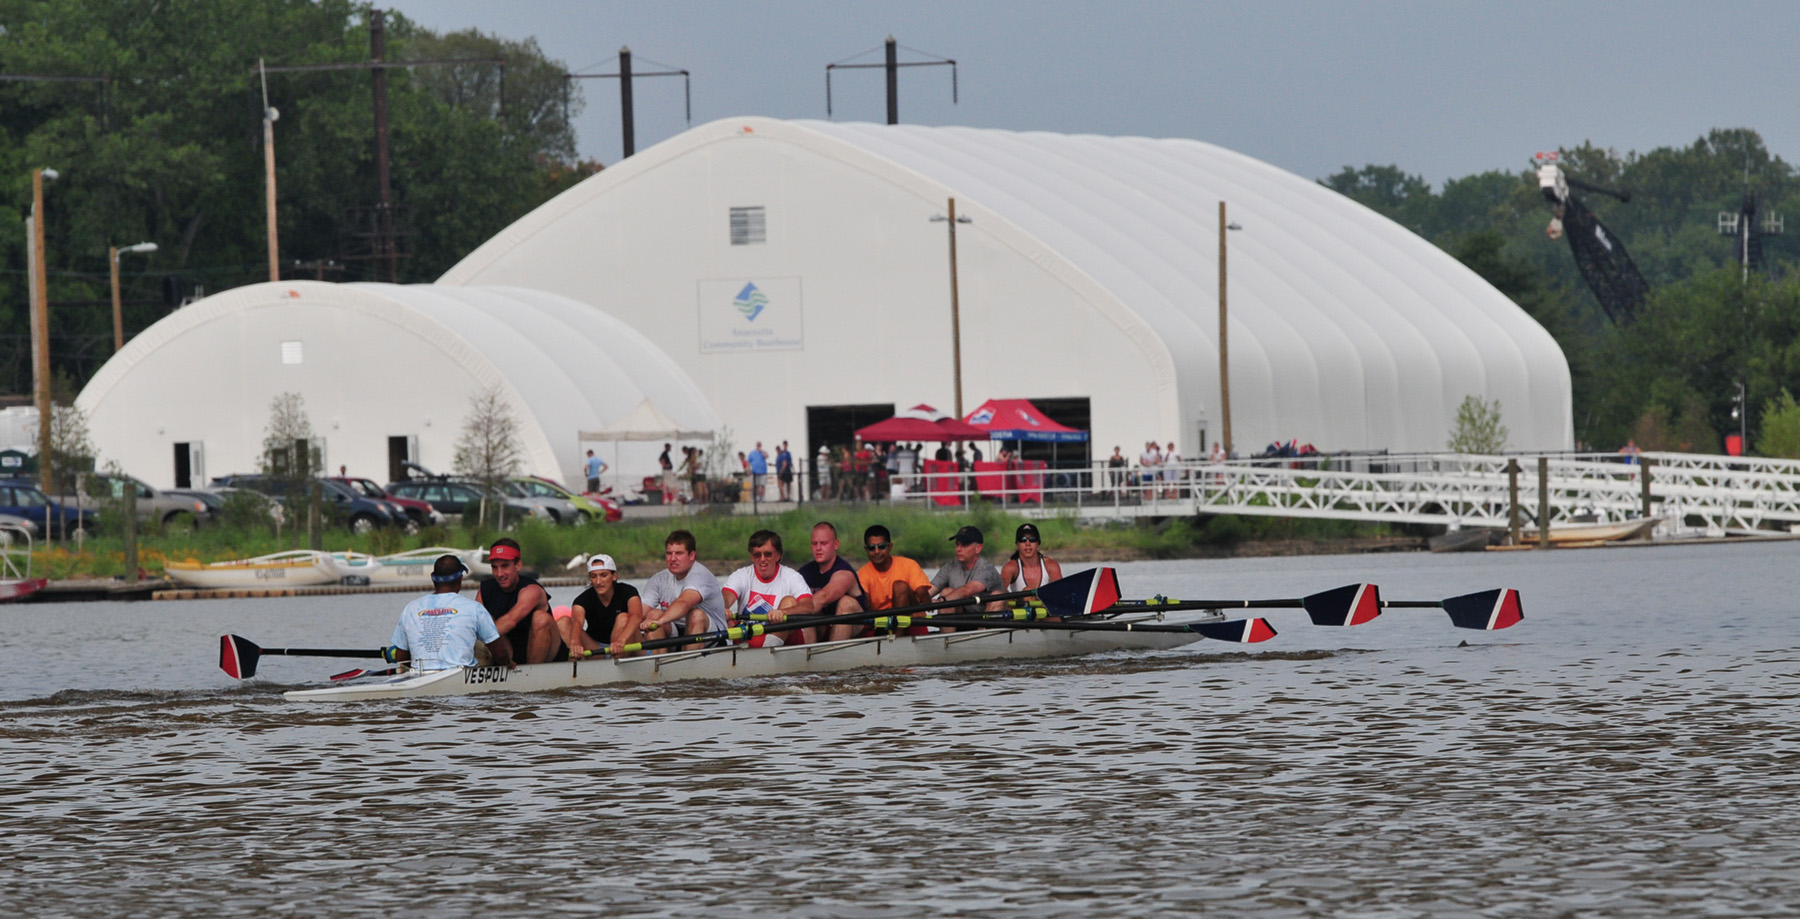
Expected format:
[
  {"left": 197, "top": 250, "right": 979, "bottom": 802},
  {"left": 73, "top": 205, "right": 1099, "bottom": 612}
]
[{"left": 857, "top": 525, "right": 933, "bottom": 636}]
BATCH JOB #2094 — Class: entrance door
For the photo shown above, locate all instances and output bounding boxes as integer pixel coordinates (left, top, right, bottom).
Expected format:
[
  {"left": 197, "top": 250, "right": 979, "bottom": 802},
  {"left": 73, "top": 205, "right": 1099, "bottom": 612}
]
[
  {"left": 806, "top": 404, "right": 894, "bottom": 497},
  {"left": 387, "top": 435, "right": 417, "bottom": 483},
  {"left": 173, "top": 442, "right": 204, "bottom": 488}
]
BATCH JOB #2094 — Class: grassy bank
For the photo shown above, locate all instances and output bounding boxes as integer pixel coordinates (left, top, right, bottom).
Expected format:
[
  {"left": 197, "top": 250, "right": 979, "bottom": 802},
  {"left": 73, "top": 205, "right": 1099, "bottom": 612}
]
[{"left": 14, "top": 505, "right": 1417, "bottom": 582}]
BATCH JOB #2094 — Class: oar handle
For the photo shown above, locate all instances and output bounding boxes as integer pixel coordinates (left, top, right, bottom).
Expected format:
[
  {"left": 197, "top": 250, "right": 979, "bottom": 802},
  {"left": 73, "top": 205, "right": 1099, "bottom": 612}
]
[
  {"left": 265, "top": 647, "right": 388, "bottom": 658},
  {"left": 1111, "top": 598, "right": 1304, "bottom": 613}
]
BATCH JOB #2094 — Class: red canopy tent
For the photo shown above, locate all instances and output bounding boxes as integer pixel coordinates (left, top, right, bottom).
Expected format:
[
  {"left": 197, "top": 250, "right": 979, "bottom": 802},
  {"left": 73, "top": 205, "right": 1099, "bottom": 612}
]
[
  {"left": 962, "top": 399, "right": 1087, "bottom": 442},
  {"left": 854, "top": 410, "right": 985, "bottom": 442}
]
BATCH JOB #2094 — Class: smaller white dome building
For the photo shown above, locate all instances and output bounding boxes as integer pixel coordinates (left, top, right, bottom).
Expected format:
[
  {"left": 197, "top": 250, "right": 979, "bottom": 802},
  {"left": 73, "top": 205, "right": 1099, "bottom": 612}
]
[{"left": 76, "top": 281, "right": 718, "bottom": 490}]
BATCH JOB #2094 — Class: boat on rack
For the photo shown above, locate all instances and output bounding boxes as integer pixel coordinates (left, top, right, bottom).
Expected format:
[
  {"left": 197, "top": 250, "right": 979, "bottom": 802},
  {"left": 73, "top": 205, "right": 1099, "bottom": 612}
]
[
  {"left": 281, "top": 612, "right": 1214, "bottom": 702},
  {"left": 0, "top": 521, "right": 47, "bottom": 603},
  {"left": 165, "top": 550, "right": 346, "bottom": 589}
]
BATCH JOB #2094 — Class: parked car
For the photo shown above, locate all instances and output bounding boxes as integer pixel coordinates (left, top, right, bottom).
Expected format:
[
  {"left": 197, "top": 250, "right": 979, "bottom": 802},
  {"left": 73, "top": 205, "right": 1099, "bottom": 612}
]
[
  {"left": 497, "top": 477, "right": 586, "bottom": 525},
  {"left": 517, "top": 476, "right": 622, "bottom": 523},
  {"left": 385, "top": 479, "right": 543, "bottom": 526},
  {"left": 329, "top": 476, "right": 443, "bottom": 533},
  {"left": 177, "top": 487, "right": 288, "bottom": 528},
  {"left": 0, "top": 477, "right": 98, "bottom": 536},
  {"left": 0, "top": 511, "right": 40, "bottom": 540},
  {"left": 71, "top": 472, "right": 213, "bottom": 531},
  {"left": 210, "top": 474, "right": 406, "bottom": 533}
]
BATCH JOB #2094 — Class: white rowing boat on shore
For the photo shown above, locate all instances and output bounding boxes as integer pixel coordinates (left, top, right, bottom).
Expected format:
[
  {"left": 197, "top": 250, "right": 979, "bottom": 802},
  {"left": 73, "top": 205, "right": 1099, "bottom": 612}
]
[
  {"left": 166, "top": 550, "right": 345, "bottom": 589},
  {"left": 282, "top": 614, "right": 1211, "bottom": 702},
  {"left": 348, "top": 547, "right": 488, "bottom": 585}
]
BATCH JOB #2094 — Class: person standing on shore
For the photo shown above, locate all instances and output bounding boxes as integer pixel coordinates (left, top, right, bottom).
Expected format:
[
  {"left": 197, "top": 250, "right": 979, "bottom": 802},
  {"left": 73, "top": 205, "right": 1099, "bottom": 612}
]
[
  {"left": 748, "top": 442, "right": 769, "bottom": 501},
  {"left": 583, "top": 449, "right": 607, "bottom": 494},
  {"left": 776, "top": 441, "right": 794, "bottom": 502}
]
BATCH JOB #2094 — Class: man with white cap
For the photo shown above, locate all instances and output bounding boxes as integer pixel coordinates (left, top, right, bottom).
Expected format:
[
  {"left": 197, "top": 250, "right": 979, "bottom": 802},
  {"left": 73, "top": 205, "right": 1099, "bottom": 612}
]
[
  {"left": 561, "top": 553, "right": 645, "bottom": 658},
  {"left": 386, "top": 554, "right": 510, "bottom": 670}
]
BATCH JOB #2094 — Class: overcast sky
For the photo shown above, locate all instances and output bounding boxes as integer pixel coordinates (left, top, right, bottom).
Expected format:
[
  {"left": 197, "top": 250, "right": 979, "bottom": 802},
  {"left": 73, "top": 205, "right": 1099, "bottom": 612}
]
[{"left": 392, "top": 0, "right": 1799, "bottom": 186}]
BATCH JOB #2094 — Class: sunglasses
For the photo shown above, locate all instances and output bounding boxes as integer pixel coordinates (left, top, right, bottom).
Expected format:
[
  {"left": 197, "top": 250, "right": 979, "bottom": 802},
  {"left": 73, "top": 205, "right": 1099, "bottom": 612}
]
[
  {"left": 864, "top": 542, "right": 892, "bottom": 551},
  {"left": 1018, "top": 536, "right": 1040, "bottom": 543}
]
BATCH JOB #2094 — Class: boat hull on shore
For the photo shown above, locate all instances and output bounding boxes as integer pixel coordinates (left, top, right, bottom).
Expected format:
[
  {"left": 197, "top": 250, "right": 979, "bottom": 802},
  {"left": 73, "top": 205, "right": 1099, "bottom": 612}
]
[
  {"left": 284, "top": 621, "right": 1207, "bottom": 702},
  {"left": 165, "top": 550, "right": 343, "bottom": 589}
]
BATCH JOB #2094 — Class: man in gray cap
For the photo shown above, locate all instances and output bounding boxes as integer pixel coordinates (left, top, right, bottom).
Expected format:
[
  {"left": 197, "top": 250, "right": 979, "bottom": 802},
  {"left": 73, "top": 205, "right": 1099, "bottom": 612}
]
[{"left": 928, "top": 525, "right": 1004, "bottom": 632}]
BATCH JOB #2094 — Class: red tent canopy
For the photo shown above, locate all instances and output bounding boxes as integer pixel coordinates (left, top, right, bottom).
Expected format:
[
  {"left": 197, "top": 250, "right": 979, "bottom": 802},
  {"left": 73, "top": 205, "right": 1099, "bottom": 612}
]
[
  {"left": 854, "top": 411, "right": 986, "bottom": 442},
  {"left": 963, "top": 399, "right": 1088, "bottom": 443}
]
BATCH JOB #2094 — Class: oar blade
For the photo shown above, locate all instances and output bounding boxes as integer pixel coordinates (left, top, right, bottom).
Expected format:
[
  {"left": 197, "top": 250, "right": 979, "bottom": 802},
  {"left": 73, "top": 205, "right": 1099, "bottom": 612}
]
[
  {"left": 1034, "top": 566, "right": 1121, "bottom": 617},
  {"left": 1193, "top": 617, "right": 1277, "bottom": 643},
  {"left": 1301, "top": 583, "right": 1382, "bottom": 626},
  {"left": 220, "top": 634, "right": 260, "bottom": 679},
  {"left": 1440, "top": 588, "right": 1524, "bottom": 630}
]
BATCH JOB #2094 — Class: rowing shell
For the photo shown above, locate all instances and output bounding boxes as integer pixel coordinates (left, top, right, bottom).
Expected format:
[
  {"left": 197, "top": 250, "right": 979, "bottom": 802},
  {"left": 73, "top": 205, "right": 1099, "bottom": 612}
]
[{"left": 283, "top": 614, "right": 1211, "bottom": 702}]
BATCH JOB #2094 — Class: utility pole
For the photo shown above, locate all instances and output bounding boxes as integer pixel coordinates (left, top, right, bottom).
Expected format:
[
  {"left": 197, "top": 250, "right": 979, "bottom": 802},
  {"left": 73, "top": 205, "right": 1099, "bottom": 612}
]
[
  {"left": 932, "top": 199, "right": 972, "bottom": 419},
  {"left": 260, "top": 60, "right": 280, "bottom": 282},
  {"left": 825, "top": 38, "right": 956, "bottom": 121},
  {"left": 29, "top": 168, "right": 56, "bottom": 495},
  {"left": 1218, "top": 201, "right": 1233, "bottom": 456},
  {"left": 565, "top": 49, "right": 690, "bottom": 161}
]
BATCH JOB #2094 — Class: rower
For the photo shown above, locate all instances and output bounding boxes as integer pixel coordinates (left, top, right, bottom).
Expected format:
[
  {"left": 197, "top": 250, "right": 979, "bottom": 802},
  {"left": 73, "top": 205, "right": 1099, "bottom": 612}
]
[
  {"left": 478, "top": 538, "right": 564, "bottom": 664},
  {"left": 795, "top": 521, "right": 869, "bottom": 642},
  {"left": 928, "top": 525, "right": 1004, "bottom": 632},
  {"left": 561, "top": 553, "right": 644, "bottom": 658},
  {"left": 638, "top": 529, "right": 728, "bottom": 649},
  {"left": 1000, "top": 523, "right": 1063, "bottom": 591},
  {"left": 386, "top": 555, "right": 511, "bottom": 670},
  {"left": 857, "top": 524, "right": 934, "bottom": 635},
  {"left": 721, "top": 530, "right": 814, "bottom": 647}
]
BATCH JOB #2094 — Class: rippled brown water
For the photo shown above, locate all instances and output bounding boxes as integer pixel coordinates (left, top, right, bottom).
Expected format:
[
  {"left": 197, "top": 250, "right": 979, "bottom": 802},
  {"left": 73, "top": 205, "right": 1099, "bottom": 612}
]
[{"left": 4, "top": 542, "right": 1798, "bottom": 917}]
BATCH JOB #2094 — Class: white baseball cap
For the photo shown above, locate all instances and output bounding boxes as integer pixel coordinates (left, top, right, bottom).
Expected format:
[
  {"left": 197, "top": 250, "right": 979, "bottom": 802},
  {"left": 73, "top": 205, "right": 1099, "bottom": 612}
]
[{"left": 586, "top": 553, "right": 617, "bottom": 573}]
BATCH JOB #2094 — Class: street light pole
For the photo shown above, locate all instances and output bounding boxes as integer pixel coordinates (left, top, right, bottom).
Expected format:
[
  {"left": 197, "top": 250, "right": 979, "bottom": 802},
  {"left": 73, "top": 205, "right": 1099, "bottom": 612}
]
[
  {"left": 932, "top": 198, "right": 973, "bottom": 419},
  {"left": 110, "top": 242, "right": 158, "bottom": 352},
  {"left": 1218, "top": 201, "right": 1232, "bottom": 456},
  {"left": 30, "top": 167, "right": 57, "bottom": 494},
  {"left": 261, "top": 59, "right": 280, "bottom": 282}
]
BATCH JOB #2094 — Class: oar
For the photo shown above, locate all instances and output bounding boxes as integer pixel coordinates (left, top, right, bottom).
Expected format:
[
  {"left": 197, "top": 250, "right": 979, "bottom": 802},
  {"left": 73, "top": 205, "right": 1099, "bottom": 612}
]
[
  {"left": 1111, "top": 584, "right": 1524, "bottom": 631},
  {"left": 874, "top": 612, "right": 1278, "bottom": 643},
  {"left": 328, "top": 665, "right": 408, "bottom": 682},
  {"left": 219, "top": 634, "right": 385, "bottom": 679}
]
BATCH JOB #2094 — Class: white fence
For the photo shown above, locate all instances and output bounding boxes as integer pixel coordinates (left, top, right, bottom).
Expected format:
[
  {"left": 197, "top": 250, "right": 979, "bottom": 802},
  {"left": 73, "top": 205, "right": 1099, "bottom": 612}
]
[{"left": 869, "top": 451, "right": 1800, "bottom": 537}]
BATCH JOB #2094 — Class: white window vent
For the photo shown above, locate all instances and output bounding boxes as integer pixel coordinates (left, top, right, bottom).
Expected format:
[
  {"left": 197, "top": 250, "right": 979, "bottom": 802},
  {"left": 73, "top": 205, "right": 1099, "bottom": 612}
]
[
  {"left": 281, "top": 341, "right": 303, "bottom": 365},
  {"left": 730, "top": 206, "right": 766, "bottom": 246}
]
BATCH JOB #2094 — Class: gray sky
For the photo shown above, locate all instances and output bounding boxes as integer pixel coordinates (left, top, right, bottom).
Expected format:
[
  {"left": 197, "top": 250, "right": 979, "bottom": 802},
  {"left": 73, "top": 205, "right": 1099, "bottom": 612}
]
[{"left": 393, "top": 0, "right": 1799, "bottom": 186}]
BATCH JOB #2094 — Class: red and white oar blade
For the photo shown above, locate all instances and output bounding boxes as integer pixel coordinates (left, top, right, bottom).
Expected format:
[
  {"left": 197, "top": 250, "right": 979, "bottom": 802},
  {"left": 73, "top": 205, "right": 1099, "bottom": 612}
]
[
  {"left": 1192, "top": 617, "right": 1277, "bottom": 643},
  {"left": 1301, "top": 583, "right": 1382, "bottom": 626},
  {"left": 220, "top": 634, "right": 261, "bottom": 679},
  {"left": 330, "top": 665, "right": 405, "bottom": 682},
  {"left": 1441, "top": 588, "right": 1524, "bottom": 630},
  {"left": 1036, "top": 567, "right": 1121, "bottom": 617}
]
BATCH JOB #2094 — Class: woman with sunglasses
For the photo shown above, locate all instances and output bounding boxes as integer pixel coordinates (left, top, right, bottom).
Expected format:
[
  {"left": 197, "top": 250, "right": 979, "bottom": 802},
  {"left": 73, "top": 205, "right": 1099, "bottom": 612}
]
[{"left": 1001, "top": 523, "right": 1063, "bottom": 591}]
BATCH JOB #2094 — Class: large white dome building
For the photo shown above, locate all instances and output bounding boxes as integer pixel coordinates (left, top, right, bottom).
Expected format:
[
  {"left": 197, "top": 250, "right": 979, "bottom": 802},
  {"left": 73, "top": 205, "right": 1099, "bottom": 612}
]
[
  {"left": 76, "top": 281, "right": 718, "bottom": 489},
  {"left": 442, "top": 117, "right": 1571, "bottom": 462}
]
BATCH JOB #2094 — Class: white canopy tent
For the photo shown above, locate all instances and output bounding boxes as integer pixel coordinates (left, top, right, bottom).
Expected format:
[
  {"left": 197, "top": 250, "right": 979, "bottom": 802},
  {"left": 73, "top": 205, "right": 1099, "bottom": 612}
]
[{"left": 579, "top": 398, "right": 714, "bottom": 494}]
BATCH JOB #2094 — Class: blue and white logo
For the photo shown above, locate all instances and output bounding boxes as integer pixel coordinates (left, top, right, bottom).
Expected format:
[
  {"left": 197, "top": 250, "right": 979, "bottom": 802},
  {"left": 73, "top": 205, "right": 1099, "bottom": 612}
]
[{"left": 734, "top": 282, "right": 769, "bottom": 322}]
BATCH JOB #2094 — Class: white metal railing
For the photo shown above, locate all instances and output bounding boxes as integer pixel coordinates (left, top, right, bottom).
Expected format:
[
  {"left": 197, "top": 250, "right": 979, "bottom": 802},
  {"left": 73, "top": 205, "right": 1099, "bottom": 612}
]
[{"left": 851, "top": 451, "right": 1800, "bottom": 537}]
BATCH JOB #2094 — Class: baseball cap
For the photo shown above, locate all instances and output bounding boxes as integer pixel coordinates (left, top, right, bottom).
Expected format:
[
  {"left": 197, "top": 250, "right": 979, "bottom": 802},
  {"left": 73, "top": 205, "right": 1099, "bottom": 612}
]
[
  {"left": 949, "top": 525, "right": 984, "bottom": 545},
  {"left": 1015, "top": 523, "right": 1041, "bottom": 542},
  {"left": 586, "top": 553, "right": 617, "bottom": 573}
]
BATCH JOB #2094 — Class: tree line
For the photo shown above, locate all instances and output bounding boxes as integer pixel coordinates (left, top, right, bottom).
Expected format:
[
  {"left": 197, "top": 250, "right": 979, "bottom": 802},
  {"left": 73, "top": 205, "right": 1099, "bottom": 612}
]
[
  {"left": 1323, "top": 128, "right": 1800, "bottom": 455},
  {"left": 1, "top": 0, "right": 598, "bottom": 397}
]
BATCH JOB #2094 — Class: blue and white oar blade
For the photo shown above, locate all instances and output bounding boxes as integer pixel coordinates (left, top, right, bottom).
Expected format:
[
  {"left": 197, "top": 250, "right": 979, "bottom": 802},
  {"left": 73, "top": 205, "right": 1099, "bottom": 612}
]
[
  {"left": 1441, "top": 588, "right": 1524, "bottom": 630},
  {"left": 1193, "top": 617, "right": 1277, "bottom": 643}
]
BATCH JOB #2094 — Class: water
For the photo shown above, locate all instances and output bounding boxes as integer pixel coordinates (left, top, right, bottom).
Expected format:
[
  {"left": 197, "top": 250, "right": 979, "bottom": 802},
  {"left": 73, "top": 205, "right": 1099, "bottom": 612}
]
[{"left": 3, "top": 542, "right": 1798, "bottom": 917}]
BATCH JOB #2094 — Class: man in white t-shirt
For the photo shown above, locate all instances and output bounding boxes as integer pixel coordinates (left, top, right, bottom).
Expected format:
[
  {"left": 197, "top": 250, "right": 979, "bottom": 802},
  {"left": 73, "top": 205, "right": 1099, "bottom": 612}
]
[
  {"left": 388, "top": 555, "right": 508, "bottom": 670},
  {"left": 721, "top": 529, "right": 815, "bottom": 648},
  {"left": 639, "top": 529, "right": 729, "bottom": 650}
]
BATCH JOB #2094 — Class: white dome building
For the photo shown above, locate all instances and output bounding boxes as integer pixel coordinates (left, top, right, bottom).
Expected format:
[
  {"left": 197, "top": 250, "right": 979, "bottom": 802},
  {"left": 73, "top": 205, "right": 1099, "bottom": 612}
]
[
  {"left": 442, "top": 117, "right": 1571, "bottom": 461},
  {"left": 76, "top": 281, "right": 718, "bottom": 489}
]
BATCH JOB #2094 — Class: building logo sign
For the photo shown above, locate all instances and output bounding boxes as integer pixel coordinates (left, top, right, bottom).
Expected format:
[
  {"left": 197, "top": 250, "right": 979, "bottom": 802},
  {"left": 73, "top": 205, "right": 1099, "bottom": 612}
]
[
  {"left": 699, "top": 277, "right": 803, "bottom": 352},
  {"left": 734, "top": 283, "right": 769, "bottom": 321}
]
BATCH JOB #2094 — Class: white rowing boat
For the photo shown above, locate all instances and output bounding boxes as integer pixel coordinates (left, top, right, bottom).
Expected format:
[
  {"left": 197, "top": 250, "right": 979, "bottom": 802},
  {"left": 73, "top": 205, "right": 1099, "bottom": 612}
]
[
  {"left": 343, "top": 547, "right": 487, "bottom": 585},
  {"left": 166, "top": 549, "right": 345, "bottom": 588},
  {"left": 283, "top": 615, "right": 1211, "bottom": 702}
]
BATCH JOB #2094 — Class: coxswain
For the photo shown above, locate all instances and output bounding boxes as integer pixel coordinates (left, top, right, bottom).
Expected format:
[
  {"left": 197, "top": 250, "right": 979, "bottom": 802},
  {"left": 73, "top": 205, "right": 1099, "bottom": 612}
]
[
  {"left": 795, "top": 521, "right": 869, "bottom": 642},
  {"left": 638, "top": 530, "right": 728, "bottom": 650},
  {"left": 478, "top": 538, "right": 564, "bottom": 664},
  {"left": 721, "top": 530, "right": 814, "bottom": 647},
  {"left": 386, "top": 555, "right": 511, "bottom": 670}
]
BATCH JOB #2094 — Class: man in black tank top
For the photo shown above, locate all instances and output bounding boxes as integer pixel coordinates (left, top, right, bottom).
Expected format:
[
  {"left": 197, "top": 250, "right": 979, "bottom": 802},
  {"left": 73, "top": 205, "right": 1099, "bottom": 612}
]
[
  {"left": 477, "top": 538, "right": 566, "bottom": 663},
  {"left": 795, "top": 521, "right": 869, "bottom": 642}
]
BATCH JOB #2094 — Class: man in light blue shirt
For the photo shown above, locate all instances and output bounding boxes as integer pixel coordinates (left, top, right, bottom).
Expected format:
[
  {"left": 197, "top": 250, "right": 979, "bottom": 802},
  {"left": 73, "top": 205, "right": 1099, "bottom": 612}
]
[
  {"left": 389, "top": 556, "right": 510, "bottom": 670},
  {"left": 583, "top": 449, "right": 607, "bottom": 493},
  {"left": 748, "top": 441, "right": 769, "bottom": 501}
]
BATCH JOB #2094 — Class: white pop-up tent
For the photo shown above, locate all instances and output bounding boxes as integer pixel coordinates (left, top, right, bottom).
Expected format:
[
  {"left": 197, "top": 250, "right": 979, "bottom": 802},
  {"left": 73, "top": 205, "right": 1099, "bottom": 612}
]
[{"left": 579, "top": 398, "right": 714, "bottom": 494}]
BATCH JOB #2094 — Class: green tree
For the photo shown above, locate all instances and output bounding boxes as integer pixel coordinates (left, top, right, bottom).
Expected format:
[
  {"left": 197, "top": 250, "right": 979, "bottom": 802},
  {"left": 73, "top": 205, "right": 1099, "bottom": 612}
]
[
  {"left": 453, "top": 384, "right": 521, "bottom": 528},
  {"left": 1447, "top": 395, "right": 1509, "bottom": 454},
  {"left": 1756, "top": 390, "right": 1800, "bottom": 458}
]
